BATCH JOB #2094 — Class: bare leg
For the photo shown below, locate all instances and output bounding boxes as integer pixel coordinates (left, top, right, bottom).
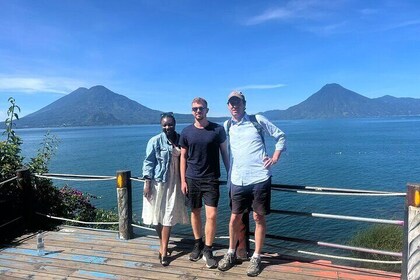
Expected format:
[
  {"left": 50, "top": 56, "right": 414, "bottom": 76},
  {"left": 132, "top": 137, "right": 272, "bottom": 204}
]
[
  {"left": 155, "top": 224, "right": 163, "bottom": 254},
  {"left": 253, "top": 212, "right": 266, "bottom": 255},
  {"left": 191, "top": 208, "right": 202, "bottom": 239},
  {"left": 204, "top": 206, "right": 217, "bottom": 246},
  {"left": 229, "top": 213, "right": 243, "bottom": 250},
  {"left": 161, "top": 226, "right": 172, "bottom": 256}
]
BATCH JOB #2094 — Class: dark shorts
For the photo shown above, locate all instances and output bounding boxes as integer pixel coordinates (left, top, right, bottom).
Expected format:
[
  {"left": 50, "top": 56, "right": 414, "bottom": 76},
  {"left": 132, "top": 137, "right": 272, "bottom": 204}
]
[
  {"left": 230, "top": 177, "right": 271, "bottom": 215},
  {"left": 186, "top": 178, "right": 220, "bottom": 209}
]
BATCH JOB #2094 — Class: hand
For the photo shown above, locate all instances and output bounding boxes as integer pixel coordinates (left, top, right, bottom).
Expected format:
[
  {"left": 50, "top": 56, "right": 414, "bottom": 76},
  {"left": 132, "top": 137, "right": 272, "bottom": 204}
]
[
  {"left": 263, "top": 156, "right": 277, "bottom": 168},
  {"left": 181, "top": 181, "right": 188, "bottom": 195},
  {"left": 143, "top": 181, "right": 153, "bottom": 201}
]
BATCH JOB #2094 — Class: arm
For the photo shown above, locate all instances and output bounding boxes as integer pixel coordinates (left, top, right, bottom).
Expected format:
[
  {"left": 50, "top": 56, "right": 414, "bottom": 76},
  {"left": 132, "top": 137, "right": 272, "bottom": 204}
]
[
  {"left": 143, "top": 179, "right": 152, "bottom": 201},
  {"left": 180, "top": 147, "right": 188, "bottom": 195},
  {"left": 142, "top": 138, "right": 156, "bottom": 200},
  {"left": 263, "top": 149, "right": 282, "bottom": 167},
  {"left": 256, "top": 115, "right": 286, "bottom": 168},
  {"left": 220, "top": 140, "right": 230, "bottom": 174}
]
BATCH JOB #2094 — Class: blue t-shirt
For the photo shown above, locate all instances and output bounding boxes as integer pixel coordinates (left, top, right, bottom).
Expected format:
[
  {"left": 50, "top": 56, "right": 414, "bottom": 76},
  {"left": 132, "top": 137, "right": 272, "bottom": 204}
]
[{"left": 180, "top": 121, "right": 226, "bottom": 180}]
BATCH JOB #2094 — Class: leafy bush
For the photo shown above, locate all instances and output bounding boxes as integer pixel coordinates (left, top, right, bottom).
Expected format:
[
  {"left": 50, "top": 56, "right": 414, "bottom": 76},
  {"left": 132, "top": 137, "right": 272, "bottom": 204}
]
[
  {"left": 93, "top": 208, "right": 119, "bottom": 230},
  {"left": 349, "top": 224, "right": 403, "bottom": 272},
  {"left": 58, "top": 186, "right": 97, "bottom": 222},
  {"left": 1, "top": 97, "right": 119, "bottom": 239}
]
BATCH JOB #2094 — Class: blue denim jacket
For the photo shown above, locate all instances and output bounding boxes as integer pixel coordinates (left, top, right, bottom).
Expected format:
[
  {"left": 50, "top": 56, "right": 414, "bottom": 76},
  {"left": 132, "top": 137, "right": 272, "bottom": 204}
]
[{"left": 142, "top": 132, "right": 177, "bottom": 183}]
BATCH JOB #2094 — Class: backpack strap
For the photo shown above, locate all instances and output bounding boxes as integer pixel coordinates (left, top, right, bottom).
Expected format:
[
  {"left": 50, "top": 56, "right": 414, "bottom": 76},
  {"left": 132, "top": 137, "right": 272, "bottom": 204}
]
[
  {"left": 226, "top": 119, "right": 232, "bottom": 137},
  {"left": 226, "top": 114, "right": 266, "bottom": 151},
  {"left": 248, "top": 114, "right": 265, "bottom": 144}
]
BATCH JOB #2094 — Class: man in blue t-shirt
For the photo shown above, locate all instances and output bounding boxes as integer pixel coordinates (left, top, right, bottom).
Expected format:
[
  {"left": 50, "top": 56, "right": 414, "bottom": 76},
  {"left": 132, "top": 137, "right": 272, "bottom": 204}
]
[{"left": 180, "top": 97, "right": 229, "bottom": 269}]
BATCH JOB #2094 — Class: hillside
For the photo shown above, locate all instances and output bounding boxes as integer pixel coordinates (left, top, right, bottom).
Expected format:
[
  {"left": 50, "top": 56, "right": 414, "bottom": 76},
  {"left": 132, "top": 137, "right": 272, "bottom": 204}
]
[
  {"left": 6, "top": 83, "right": 420, "bottom": 128},
  {"left": 13, "top": 86, "right": 194, "bottom": 128},
  {"left": 262, "top": 83, "right": 420, "bottom": 120}
]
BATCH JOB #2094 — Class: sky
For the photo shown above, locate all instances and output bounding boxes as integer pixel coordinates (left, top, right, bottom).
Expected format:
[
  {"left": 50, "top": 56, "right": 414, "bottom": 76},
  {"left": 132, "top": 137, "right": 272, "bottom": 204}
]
[{"left": 1, "top": 0, "right": 419, "bottom": 120}]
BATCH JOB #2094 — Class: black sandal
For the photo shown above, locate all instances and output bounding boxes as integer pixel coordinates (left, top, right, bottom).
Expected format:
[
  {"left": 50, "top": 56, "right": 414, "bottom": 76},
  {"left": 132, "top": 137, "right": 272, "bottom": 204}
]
[{"left": 159, "top": 252, "right": 169, "bottom": 266}]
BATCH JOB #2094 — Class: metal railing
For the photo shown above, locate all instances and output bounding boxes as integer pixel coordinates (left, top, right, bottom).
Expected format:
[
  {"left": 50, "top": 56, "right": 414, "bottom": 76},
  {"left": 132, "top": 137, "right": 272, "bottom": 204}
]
[
  {"left": 265, "top": 185, "right": 404, "bottom": 259},
  {"left": 2, "top": 168, "right": 418, "bottom": 278}
]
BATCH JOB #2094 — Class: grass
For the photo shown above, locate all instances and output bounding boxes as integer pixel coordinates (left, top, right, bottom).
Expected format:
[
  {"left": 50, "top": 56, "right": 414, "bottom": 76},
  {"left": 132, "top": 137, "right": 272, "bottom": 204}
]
[{"left": 349, "top": 224, "right": 403, "bottom": 272}]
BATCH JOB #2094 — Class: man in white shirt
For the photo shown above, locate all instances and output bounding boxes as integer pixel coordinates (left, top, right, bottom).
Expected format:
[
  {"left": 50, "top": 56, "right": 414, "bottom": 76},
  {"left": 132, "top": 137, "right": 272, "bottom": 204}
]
[{"left": 218, "top": 91, "right": 286, "bottom": 277}]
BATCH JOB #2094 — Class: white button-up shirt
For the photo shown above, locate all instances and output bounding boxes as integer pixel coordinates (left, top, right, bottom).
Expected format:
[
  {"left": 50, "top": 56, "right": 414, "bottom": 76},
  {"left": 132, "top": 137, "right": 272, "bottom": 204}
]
[{"left": 224, "top": 113, "right": 286, "bottom": 186}]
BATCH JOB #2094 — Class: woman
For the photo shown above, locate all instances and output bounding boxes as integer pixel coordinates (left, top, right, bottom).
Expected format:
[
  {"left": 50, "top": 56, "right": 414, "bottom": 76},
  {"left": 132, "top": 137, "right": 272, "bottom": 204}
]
[{"left": 142, "top": 112, "right": 189, "bottom": 266}]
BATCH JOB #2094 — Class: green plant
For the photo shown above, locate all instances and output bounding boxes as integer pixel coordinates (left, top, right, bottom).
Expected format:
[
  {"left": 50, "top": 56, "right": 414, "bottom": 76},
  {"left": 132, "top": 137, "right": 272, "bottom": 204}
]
[
  {"left": 58, "top": 186, "right": 97, "bottom": 222},
  {"left": 349, "top": 224, "right": 403, "bottom": 272},
  {"left": 1, "top": 98, "right": 24, "bottom": 236},
  {"left": 94, "top": 208, "right": 119, "bottom": 230},
  {"left": 3, "top": 97, "right": 21, "bottom": 145},
  {"left": 1, "top": 97, "right": 119, "bottom": 236},
  {"left": 29, "top": 131, "right": 59, "bottom": 175},
  {"left": 1, "top": 97, "right": 23, "bottom": 179}
]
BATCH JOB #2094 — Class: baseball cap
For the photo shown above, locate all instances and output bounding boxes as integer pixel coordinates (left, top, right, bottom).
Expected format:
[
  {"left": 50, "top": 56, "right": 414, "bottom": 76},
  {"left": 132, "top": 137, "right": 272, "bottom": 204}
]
[{"left": 228, "top": 91, "right": 246, "bottom": 102}]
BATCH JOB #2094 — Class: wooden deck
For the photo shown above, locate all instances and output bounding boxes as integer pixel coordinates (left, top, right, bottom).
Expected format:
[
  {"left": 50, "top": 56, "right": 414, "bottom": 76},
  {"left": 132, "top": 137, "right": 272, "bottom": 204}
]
[{"left": 0, "top": 226, "right": 400, "bottom": 280}]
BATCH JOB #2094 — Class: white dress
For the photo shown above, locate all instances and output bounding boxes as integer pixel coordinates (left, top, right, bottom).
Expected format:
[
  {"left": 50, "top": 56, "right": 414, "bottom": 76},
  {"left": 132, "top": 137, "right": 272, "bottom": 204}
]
[{"left": 142, "top": 147, "right": 189, "bottom": 226}]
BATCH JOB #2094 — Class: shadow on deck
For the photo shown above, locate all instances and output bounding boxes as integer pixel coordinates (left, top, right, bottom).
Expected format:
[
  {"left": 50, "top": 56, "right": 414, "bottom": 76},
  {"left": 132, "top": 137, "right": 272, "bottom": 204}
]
[{"left": 0, "top": 226, "right": 401, "bottom": 280}]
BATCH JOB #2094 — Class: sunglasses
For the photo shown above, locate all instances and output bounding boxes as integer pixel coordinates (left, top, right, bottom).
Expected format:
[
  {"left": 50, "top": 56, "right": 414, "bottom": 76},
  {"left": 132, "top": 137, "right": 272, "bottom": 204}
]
[
  {"left": 192, "top": 106, "right": 206, "bottom": 112},
  {"left": 228, "top": 98, "right": 243, "bottom": 106},
  {"left": 160, "top": 112, "right": 174, "bottom": 117}
]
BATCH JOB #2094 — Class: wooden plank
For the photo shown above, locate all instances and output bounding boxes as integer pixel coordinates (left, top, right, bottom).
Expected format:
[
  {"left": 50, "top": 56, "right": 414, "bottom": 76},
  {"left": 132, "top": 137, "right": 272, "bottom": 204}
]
[
  {"left": 1, "top": 244, "right": 308, "bottom": 280},
  {"left": 0, "top": 266, "right": 86, "bottom": 280},
  {"left": 6, "top": 240, "right": 320, "bottom": 280},
  {"left": 0, "top": 226, "right": 401, "bottom": 280},
  {"left": 0, "top": 253, "right": 182, "bottom": 280}
]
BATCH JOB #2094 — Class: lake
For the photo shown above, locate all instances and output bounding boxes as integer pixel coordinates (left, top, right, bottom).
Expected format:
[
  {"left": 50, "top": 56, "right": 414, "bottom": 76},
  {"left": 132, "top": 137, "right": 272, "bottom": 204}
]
[{"left": 13, "top": 117, "right": 420, "bottom": 254}]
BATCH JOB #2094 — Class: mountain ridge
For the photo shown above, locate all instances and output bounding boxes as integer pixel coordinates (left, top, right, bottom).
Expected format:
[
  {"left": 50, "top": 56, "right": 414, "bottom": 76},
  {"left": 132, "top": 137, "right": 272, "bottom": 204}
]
[
  {"left": 7, "top": 83, "right": 420, "bottom": 128},
  {"left": 261, "top": 83, "right": 420, "bottom": 119},
  {"left": 12, "top": 85, "right": 195, "bottom": 128}
]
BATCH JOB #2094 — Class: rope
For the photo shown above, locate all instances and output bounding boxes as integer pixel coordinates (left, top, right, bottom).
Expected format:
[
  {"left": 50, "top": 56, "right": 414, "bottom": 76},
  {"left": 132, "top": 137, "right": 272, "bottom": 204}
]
[
  {"left": 272, "top": 187, "right": 406, "bottom": 196},
  {"left": 35, "top": 212, "right": 119, "bottom": 225},
  {"left": 130, "top": 177, "right": 145, "bottom": 183},
  {"left": 0, "top": 176, "right": 17, "bottom": 187},
  {"left": 262, "top": 240, "right": 402, "bottom": 264},
  {"left": 35, "top": 173, "right": 116, "bottom": 181},
  {"left": 131, "top": 223, "right": 155, "bottom": 231},
  {"left": 297, "top": 250, "right": 402, "bottom": 264},
  {"left": 0, "top": 216, "right": 23, "bottom": 229},
  {"left": 263, "top": 233, "right": 402, "bottom": 258},
  {"left": 271, "top": 209, "right": 404, "bottom": 226},
  {"left": 215, "top": 235, "right": 401, "bottom": 264},
  {"left": 272, "top": 184, "right": 405, "bottom": 194},
  {"left": 215, "top": 235, "right": 256, "bottom": 243}
]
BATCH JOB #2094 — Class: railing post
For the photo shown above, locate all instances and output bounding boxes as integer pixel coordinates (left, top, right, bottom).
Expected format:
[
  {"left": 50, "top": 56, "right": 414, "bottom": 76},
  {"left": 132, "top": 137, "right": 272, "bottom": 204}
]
[
  {"left": 235, "top": 210, "right": 250, "bottom": 259},
  {"left": 116, "top": 170, "right": 133, "bottom": 240},
  {"left": 16, "top": 168, "right": 33, "bottom": 228},
  {"left": 402, "top": 183, "right": 420, "bottom": 280}
]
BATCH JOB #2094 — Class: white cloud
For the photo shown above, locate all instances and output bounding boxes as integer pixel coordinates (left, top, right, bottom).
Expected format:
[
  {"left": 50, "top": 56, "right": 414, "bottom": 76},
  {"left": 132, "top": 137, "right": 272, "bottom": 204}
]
[
  {"left": 244, "top": 0, "right": 334, "bottom": 25},
  {"left": 0, "top": 77, "right": 85, "bottom": 94},
  {"left": 304, "top": 21, "right": 348, "bottom": 36},
  {"left": 246, "top": 9, "right": 293, "bottom": 25},
  {"left": 385, "top": 19, "right": 420, "bottom": 30},
  {"left": 237, "top": 84, "right": 286, "bottom": 90}
]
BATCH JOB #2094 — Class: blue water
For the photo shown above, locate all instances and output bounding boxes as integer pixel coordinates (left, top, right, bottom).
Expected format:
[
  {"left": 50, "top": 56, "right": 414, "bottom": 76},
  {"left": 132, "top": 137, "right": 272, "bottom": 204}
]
[{"left": 12, "top": 117, "right": 420, "bottom": 252}]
